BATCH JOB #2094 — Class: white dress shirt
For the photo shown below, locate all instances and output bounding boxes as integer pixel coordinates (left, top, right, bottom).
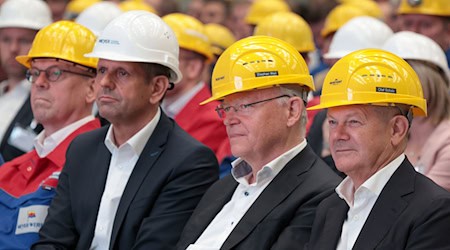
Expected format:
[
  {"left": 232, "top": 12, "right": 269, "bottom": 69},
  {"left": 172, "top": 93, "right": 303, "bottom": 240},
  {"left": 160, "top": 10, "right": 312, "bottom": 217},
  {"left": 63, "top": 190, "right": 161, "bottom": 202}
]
[
  {"left": 90, "top": 109, "right": 161, "bottom": 250},
  {"left": 336, "top": 154, "right": 405, "bottom": 250},
  {"left": 34, "top": 116, "right": 95, "bottom": 157},
  {"left": 188, "top": 140, "right": 308, "bottom": 250},
  {"left": 0, "top": 79, "right": 30, "bottom": 142}
]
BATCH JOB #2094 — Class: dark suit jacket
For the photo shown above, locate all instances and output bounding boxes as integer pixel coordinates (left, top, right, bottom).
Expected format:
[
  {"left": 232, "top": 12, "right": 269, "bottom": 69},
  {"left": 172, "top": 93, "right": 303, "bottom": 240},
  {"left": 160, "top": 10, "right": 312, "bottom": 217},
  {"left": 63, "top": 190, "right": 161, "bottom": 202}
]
[
  {"left": 32, "top": 113, "right": 219, "bottom": 250},
  {"left": 176, "top": 145, "right": 341, "bottom": 250},
  {"left": 0, "top": 96, "right": 42, "bottom": 161},
  {"left": 307, "top": 158, "right": 450, "bottom": 250}
]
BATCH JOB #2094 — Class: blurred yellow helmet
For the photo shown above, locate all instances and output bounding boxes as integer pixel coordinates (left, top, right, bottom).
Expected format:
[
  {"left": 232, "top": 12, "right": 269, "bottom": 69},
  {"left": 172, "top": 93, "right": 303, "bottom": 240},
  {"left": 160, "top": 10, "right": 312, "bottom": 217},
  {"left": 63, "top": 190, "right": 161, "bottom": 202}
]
[
  {"left": 16, "top": 21, "right": 98, "bottom": 69},
  {"left": 321, "top": 4, "right": 368, "bottom": 38},
  {"left": 308, "top": 48, "right": 427, "bottom": 117},
  {"left": 65, "top": 0, "right": 100, "bottom": 19},
  {"left": 119, "top": 1, "right": 157, "bottom": 14},
  {"left": 339, "top": 0, "right": 383, "bottom": 18},
  {"left": 204, "top": 23, "right": 236, "bottom": 56},
  {"left": 245, "top": 0, "right": 291, "bottom": 25},
  {"left": 163, "top": 13, "right": 213, "bottom": 61},
  {"left": 254, "top": 12, "right": 315, "bottom": 53},
  {"left": 398, "top": 0, "right": 450, "bottom": 17},
  {"left": 201, "top": 35, "right": 314, "bottom": 105}
]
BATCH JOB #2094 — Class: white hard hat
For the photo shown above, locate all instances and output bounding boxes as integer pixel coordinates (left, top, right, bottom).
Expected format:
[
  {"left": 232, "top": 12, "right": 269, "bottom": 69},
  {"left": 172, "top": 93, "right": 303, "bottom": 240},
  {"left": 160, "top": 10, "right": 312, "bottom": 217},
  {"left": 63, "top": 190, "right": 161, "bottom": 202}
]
[
  {"left": 75, "top": 2, "right": 122, "bottom": 36},
  {"left": 0, "top": 0, "right": 52, "bottom": 30},
  {"left": 85, "top": 11, "right": 182, "bottom": 84},
  {"left": 324, "top": 16, "right": 393, "bottom": 59},
  {"left": 382, "top": 31, "right": 450, "bottom": 82}
]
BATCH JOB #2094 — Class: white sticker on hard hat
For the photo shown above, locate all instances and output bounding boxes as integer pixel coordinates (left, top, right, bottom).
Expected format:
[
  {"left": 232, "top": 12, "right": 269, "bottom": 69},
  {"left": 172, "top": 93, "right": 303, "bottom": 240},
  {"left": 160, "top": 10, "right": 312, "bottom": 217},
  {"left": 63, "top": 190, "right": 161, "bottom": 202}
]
[
  {"left": 234, "top": 76, "right": 243, "bottom": 90},
  {"left": 98, "top": 39, "right": 120, "bottom": 45}
]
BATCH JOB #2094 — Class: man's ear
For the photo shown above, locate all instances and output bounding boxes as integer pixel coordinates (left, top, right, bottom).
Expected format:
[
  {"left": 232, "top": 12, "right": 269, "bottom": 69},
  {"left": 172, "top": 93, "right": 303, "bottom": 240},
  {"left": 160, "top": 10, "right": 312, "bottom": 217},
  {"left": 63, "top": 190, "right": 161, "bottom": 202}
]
[
  {"left": 286, "top": 96, "right": 303, "bottom": 127},
  {"left": 85, "top": 77, "right": 96, "bottom": 104},
  {"left": 390, "top": 115, "right": 409, "bottom": 146},
  {"left": 149, "top": 75, "right": 169, "bottom": 104}
]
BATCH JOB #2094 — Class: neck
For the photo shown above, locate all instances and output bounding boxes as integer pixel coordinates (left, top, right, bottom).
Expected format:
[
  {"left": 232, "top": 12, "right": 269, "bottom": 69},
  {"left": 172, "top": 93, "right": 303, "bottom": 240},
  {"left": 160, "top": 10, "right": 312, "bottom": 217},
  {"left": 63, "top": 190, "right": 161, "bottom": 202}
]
[{"left": 111, "top": 110, "right": 157, "bottom": 146}]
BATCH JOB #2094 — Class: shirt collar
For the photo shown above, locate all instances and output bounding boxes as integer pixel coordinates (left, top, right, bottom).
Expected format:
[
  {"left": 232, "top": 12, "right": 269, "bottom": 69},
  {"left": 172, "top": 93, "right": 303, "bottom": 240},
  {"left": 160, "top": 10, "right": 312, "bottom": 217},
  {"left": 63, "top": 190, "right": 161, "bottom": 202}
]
[
  {"left": 336, "top": 154, "right": 405, "bottom": 207},
  {"left": 231, "top": 139, "right": 308, "bottom": 187},
  {"left": 161, "top": 82, "right": 204, "bottom": 118},
  {"left": 35, "top": 116, "right": 95, "bottom": 158},
  {"left": 104, "top": 108, "right": 161, "bottom": 156}
]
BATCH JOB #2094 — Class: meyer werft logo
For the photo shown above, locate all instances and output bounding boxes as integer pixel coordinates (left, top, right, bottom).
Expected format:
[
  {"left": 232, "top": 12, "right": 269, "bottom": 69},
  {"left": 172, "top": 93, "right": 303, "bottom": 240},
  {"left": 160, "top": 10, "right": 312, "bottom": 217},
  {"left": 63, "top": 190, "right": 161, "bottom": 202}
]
[
  {"left": 329, "top": 79, "right": 342, "bottom": 85},
  {"left": 98, "top": 39, "right": 120, "bottom": 45},
  {"left": 255, "top": 71, "right": 278, "bottom": 77}
]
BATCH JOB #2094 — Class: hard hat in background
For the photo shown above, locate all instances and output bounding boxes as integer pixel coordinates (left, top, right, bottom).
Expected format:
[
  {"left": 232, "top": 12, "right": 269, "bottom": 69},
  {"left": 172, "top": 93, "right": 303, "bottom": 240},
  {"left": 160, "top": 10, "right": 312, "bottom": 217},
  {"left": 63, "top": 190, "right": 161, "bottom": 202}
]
[
  {"left": 65, "top": 0, "right": 100, "bottom": 20},
  {"left": 324, "top": 16, "right": 393, "bottom": 59},
  {"left": 162, "top": 13, "right": 213, "bottom": 61},
  {"left": 254, "top": 12, "right": 315, "bottom": 53},
  {"left": 245, "top": 0, "right": 291, "bottom": 26},
  {"left": 119, "top": 1, "right": 157, "bottom": 14},
  {"left": 0, "top": 0, "right": 52, "bottom": 30},
  {"left": 321, "top": 4, "right": 368, "bottom": 38},
  {"left": 398, "top": 0, "right": 450, "bottom": 17},
  {"left": 204, "top": 23, "right": 236, "bottom": 56},
  {"left": 308, "top": 48, "right": 427, "bottom": 117},
  {"left": 75, "top": 2, "right": 123, "bottom": 36},
  {"left": 382, "top": 31, "right": 450, "bottom": 81},
  {"left": 16, "top": 21, "right": 98, "bottom": 69},
  {"left": 201, "top": 35, "right": 314, "bottom": 105},
  {"left": 339, "top": 0, "right": 383, "bottom": 18},
  {"left": 85, "top": 11, "right": 182, "bottom": 83}
]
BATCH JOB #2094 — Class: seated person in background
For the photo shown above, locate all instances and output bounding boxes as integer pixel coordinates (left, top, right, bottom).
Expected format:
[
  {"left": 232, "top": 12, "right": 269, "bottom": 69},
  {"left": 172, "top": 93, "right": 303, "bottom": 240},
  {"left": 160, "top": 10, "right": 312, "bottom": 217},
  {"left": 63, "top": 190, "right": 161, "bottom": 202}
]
[{"left": 0, "top": 20, "right": 101, "bottom": 249}]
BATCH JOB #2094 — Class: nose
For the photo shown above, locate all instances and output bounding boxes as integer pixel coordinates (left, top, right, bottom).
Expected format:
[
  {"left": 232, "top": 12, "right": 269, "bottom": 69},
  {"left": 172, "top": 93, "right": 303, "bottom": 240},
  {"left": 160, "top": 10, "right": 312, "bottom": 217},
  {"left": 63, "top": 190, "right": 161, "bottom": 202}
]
[
  {"left": 223, "top": 109, "right": 240, "bottom": 126},
  {"left": 96, "top": 72, "right": 115, "bottom": 90},
  {"left": 329, "top": 123, "right": 350, "bottom": 142},
  {"left": 33, "top": 71, "right": 49, "bottom": 89}
]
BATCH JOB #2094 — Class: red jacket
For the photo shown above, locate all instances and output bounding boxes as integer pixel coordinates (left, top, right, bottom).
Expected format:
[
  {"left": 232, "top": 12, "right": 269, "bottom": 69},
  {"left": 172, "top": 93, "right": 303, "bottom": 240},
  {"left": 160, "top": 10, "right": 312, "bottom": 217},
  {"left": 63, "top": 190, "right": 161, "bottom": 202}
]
[
  {"left": 175, "top": 84, "right": 231, "bottom": 162},
  {"left": 0, "top": 119, "right": 101, "bottom": 197}
]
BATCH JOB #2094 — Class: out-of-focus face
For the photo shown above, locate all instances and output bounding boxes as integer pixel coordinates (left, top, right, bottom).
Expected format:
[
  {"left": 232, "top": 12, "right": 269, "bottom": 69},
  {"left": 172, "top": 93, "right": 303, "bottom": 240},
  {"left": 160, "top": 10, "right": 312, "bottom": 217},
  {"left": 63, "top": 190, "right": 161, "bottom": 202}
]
[
  {"left": 187, "top": 0, "right": 203, "bottom": 20},
  {"left": 44, "top": 0, "right": 68, "bottom": 21},
  {"left": 220, "top": 88, "right": 291, "bottom": 162},
  {"left": 30, "top": 58, "right": 95, "bottom": 129},
  {"left": 95, "top": 59, "right": 155, "bottom": 125},
  {"left": 200, "top": 1, "right": 227, "bottom": 25},
  {"left": 399, "top": 14, "right": 449, "bottom": 50},
  {"left": 327, "top": 105, "right": 395, "bottom": 180},
  {"left": 0, "top": 28, "right": 36, "bottom": 79},
  {"left": 228, "top": 2, "right": 252, "bottom": 40}
]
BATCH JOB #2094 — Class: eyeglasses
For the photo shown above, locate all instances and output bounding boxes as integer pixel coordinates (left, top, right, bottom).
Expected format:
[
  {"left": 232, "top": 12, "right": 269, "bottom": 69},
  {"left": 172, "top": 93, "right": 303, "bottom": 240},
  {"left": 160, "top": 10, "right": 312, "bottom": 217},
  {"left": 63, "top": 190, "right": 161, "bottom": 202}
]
[
  {"left": 26, "top": 66, "right": 94, "bottom": 84},
  {"left": 215, "top": 95, "right": 291, "bottom": 119}
]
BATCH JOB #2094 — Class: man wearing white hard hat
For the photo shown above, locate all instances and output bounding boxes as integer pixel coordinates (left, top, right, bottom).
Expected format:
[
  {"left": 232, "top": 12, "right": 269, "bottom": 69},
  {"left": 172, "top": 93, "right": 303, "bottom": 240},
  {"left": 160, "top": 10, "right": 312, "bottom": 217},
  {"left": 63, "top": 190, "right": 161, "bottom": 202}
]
[
  {"left": 0, "top": 0, "right": 52, "bottom": 162},
  {"left": 33, "top": 11, "right": 218, "bottom": 249}
]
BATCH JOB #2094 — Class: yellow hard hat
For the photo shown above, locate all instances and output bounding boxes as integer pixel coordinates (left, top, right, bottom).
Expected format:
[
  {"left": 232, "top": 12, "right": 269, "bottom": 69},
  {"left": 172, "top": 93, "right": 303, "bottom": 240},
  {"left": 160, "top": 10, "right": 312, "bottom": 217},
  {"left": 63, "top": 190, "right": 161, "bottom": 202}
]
[
  {"left": 204, "top": 23, "right": 236, "bottom": 56},
  {"left": 254, "top": 12, "right": 315, "bottom": 53},
  {"left": 66, "top": 0, "right": 100, "bottom": 17},
  {"left": 339, "top": 0, "right": 383, "bottom": 18},
  {"left": 245, "top": 0, "right": 291, "bottom": 25},
  {"left": 201, "top": 35, "right": 314, "bottom": 105},
  {"left": 321, "top": 4, "right": 368, "bottom": 38},
  {"left": 163, "top": 13, "right": 213, "bottom": 61},
  {"left": 398, "top": 0, "right": 450, "bottom": 17},
  {"left": 307, "top": 48, "right": 427, "bottom": 117},
  {"left": 119, "top": 1, "right": 157, "bottom": 14},
  {"left": 16, "top": 21, "right": 98, "bottom": 69}
]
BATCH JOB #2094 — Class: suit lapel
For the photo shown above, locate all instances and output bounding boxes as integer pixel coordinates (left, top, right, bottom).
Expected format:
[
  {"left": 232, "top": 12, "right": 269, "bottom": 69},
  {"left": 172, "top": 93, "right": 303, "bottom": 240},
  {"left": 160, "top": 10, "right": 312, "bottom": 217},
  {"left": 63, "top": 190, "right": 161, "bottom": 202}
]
[
  {"left": 186, "top": 177, "right": 238, "bottom": 243},
  {"left": 221, "top": 146, "right": 317, "bottom": 249},
  {"left": 352, "top": 160, "right": 415, "bottom": 249},
  {"left": 319, "top": 197, "right": 349, "bottom": 249},
  {"left": 109, "top": 114, "right": 172, "bottom": 247}
]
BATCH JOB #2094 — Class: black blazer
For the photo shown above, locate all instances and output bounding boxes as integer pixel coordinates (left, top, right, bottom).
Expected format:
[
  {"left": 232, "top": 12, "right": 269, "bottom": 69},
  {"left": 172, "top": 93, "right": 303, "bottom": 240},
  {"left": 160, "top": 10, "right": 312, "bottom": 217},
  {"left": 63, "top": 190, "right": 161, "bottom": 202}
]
[
  {"left": 307, "top": 158, "right": 450, "bottom": 249},
  {"left": 32, "top": 113, "right": 219, "bottom": 250},
  {"left": 176, "top": 145, "right": 341, "bottom": 250},
  {"left": 0, "top": 96, "right": 42, "bottom": 161}
]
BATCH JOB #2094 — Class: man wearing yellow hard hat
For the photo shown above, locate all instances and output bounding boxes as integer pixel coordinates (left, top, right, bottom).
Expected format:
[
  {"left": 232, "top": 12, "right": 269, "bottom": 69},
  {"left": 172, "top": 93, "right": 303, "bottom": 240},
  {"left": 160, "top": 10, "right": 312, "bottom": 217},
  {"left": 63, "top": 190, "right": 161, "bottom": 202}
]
[
  {"left": 397, "top": 0, "right": 450, "bottom": 66},
  {"left": 307, "top": 48, "right": 450, "bottom": 249},
  {"left": 176, "top": 35, "right": 340, "bottom": 249}
]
